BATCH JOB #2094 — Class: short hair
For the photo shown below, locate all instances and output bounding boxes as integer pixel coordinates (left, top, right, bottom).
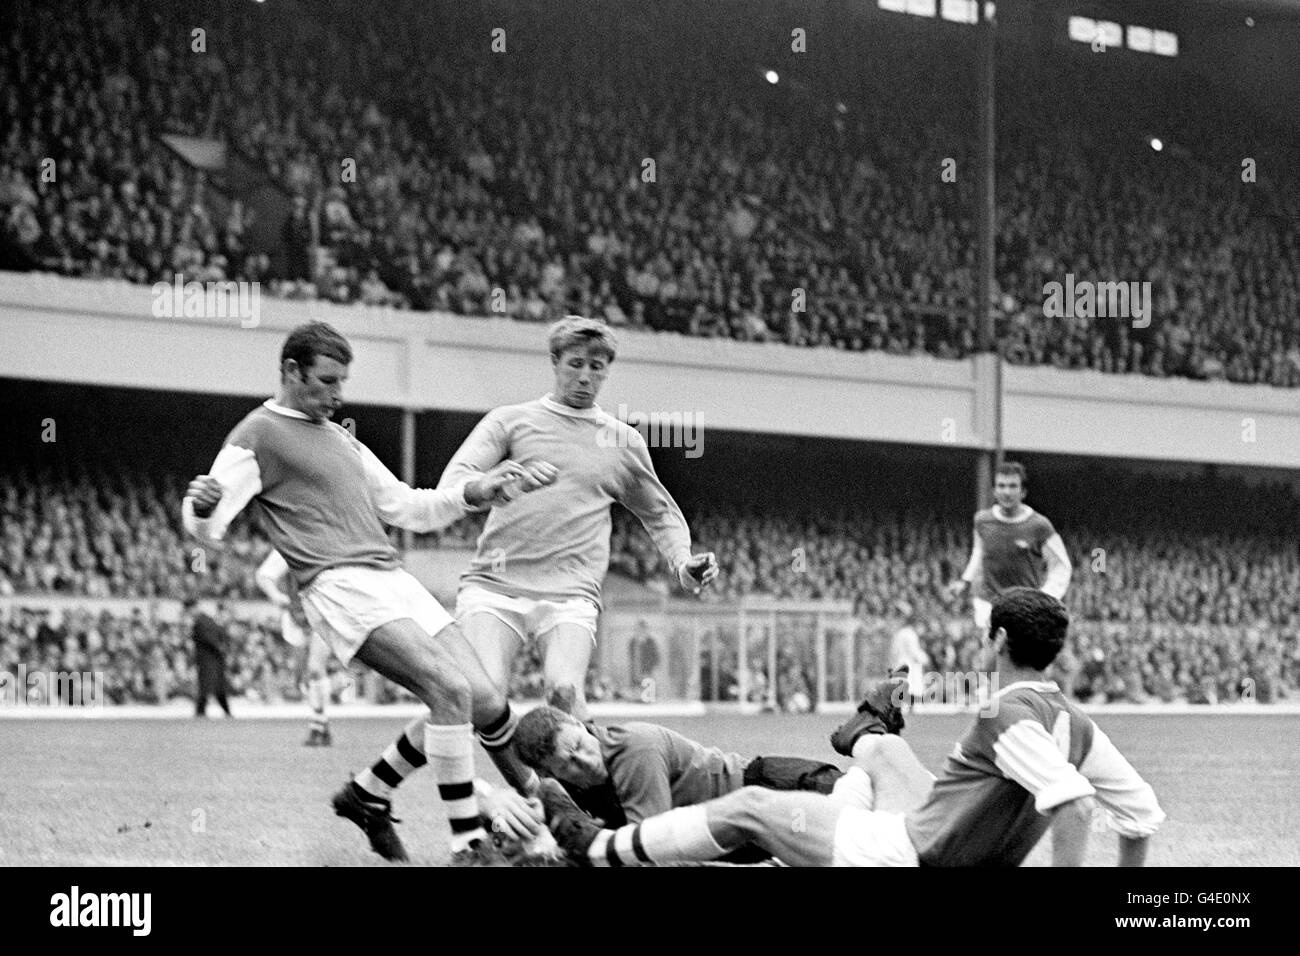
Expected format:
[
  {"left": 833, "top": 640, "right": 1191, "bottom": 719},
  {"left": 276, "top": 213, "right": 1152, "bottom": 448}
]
[
  {"left": 547, "top": 315, "right": 617, "bottom": 362},
  {"left": 995, "top": 461, "right": 1027, "bottom": 485},
  {"left": 989, "top": 587, "right": 1069, "bottom": 670},
  {"left": 280, "top": 322, "right": 352, "bottom": 372},
  {"left": 513, "top": 705, "right": 580, "bottom": 770}
]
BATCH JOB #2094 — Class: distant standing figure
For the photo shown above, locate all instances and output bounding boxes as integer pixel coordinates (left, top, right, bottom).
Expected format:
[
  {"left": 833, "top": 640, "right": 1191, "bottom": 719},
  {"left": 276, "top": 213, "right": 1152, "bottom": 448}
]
[
  {"left": 189, "top": 598, "right": 232, "bottom": 718},
  {"left": 629, "top": 620, "right": 661, "bottom": 687},
  {"left": 889, "top": 602, "right": 929, "bottom": 711}
]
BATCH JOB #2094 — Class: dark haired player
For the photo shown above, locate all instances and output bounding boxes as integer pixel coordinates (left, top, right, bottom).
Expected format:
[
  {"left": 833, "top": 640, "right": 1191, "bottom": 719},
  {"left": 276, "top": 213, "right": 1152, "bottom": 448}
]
[
  {"left": 541, "top": 588, "right": 1165, "bottom": 867},
  {"left": 947, "top": 461, "right": 1072, "bottom": 632},
  {"left": 476, "top": 679, "right": 908, "bottom": 864},
  {"left": 183, "top": 321, "right": 555, "bottom": 865}
]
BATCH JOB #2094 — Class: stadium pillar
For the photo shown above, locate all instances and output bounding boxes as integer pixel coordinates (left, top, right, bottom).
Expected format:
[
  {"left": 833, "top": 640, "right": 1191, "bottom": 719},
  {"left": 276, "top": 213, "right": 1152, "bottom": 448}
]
[
  {"left": 974, "top": 0, "right": 1000, "bottom": 512},
  {"left": 401, "top": 408, "right": 416, "bottom": 553}
]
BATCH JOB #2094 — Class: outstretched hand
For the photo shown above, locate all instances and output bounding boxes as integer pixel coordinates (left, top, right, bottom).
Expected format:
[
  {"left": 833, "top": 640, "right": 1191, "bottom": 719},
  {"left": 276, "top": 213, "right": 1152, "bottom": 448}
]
[
  {"left": 465, "top": 460, "right": 558, "bottom": 507},
  {"left": 479, "top": 784, "right": 545, "bottom": 841}
]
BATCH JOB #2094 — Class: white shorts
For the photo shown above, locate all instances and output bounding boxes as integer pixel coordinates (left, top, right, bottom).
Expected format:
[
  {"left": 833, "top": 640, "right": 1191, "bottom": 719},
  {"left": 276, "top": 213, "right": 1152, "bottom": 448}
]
[
  {"left": 456, "top": 584, "right": 599, "bottom": 645},
  {"left": 281, "top": 611, "right": 331, "bottom": 672},
  {"left": 307, "top": 633, "right": 331, "bottom": 674},
  {"left": 973, "top": 596, "right": 992, "bottom": 631},
  {"left": 831, "top": 807, "right": 920, "bottom": 867},
  {"left": 281, "top": 610, "right": 309, "bottom": 648},
  {"left": 301, "top": 566, "right": 454, "bottom": 665}
]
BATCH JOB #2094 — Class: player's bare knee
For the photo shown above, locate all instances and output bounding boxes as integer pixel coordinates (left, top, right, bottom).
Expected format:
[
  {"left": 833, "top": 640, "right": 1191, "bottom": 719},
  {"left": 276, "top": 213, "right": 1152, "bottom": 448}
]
[{"left": 471, "top": 681, "right": 509, "bottom": 724}]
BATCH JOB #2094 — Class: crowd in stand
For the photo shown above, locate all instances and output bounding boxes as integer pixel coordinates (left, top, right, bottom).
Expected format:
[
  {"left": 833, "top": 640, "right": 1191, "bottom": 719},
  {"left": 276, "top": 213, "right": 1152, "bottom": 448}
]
[
  {"left": 4, "top": 0, "right": 1300, "bottom": 385},
  {"left": 0, "top": 603, "right": 299, "bottom": 706},
  {"left": 2, "top": 462, "right": 1298, "bottom": 706},
  {"left": 4, "top": 0, "right": 1299, "bottom": 704}
]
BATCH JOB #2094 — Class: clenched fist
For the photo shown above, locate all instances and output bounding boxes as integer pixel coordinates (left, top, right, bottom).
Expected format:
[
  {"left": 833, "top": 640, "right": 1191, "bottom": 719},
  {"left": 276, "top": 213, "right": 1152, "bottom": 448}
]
[{"left": 187, "top": 475, "right": 224, "bottom": 518}]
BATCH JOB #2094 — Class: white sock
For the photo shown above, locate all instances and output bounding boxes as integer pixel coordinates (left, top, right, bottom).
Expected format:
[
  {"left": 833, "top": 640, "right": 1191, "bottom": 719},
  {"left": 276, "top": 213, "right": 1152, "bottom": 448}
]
[
  {"left": 831, "top": 765, "right": 875, "bottom": 810},
  {"left": 589, "top": 806, "right": 727, "bottom": 866},
  {"left": 425, "top": 722, "right": 485, "bottom": 853},
  {"left": 307, "top": 676, "right": 330, "bottom": 717}
]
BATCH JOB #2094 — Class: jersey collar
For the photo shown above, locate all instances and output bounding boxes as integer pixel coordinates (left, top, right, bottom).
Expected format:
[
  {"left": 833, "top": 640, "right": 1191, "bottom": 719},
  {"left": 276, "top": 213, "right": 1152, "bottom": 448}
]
[
  {"left": 991, "top": 679, "right": 1060, "bottom": 699},
  {"left": 263, "top": 398, "right": 313, "bottom": 420},
  {"left": 541, "top": 394, "right": 603, "bottom": 421},
  {"left": 991, "top": 505, "right": 1036, "bottom": 524}
]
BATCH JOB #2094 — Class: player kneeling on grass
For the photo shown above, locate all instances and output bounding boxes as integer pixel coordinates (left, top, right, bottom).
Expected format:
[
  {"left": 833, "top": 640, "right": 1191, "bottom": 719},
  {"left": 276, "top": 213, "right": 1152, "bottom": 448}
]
[
  {"left": 480, "top": 670, "right": 908, "bottom": 866},
  {"left": 539, "top": 588, "right": 1166, "bottom": 867}
]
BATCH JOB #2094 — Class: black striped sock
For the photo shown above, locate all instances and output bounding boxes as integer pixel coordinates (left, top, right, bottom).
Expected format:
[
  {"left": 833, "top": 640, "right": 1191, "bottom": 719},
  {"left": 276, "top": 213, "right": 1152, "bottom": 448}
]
[
  {"left": 475, "top": 705, "right": 517, "bottom": 751},
  {"left": 425, "top": 722, "right": 485, "bottom": 851},
  {"left": 440, "top": 781, "right": 481, "bottom": 837},
  {"left": 354, "top": 715, "right": 428, "bottom": 801},
  {"left": 588, "top": 807, "right": 725, "bottom": 866}
]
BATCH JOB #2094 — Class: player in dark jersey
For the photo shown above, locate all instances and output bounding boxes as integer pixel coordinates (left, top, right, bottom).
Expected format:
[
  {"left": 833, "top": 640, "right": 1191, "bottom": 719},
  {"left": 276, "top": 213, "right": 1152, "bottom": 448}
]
[
  {"left": 478, "top": 698, "right": 904, "bottom": 864},
  {"left": 539, "top": 588, "right": 1165, "bottom": 867},
  {"left": 184, "top": 322, "right": 556, "bottom": 865},
  {"left": 948, "top": 462, "right": 1072, "bottom": 631}
]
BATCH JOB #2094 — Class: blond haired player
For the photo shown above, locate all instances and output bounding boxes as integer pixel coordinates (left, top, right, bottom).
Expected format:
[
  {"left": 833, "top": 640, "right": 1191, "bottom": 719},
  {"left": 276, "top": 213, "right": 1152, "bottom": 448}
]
[{"left": 343, "top": 316, "right": 719, "bottom": 840}]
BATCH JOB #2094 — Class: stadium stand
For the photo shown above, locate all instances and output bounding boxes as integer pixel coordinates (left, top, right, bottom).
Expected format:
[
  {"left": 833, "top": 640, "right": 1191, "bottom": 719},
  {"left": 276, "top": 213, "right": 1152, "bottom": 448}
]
[
  {"left": 2, "top": 461, "right": 1296, "bottom": 705},
  {"left": 4, "top": 0, "right": 1299, "bottom": 384}
]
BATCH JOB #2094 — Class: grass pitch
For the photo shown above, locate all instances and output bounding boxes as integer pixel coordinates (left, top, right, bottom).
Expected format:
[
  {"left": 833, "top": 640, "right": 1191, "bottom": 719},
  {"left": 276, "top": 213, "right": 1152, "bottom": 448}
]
[{"left": 1, "top": 711, "right": 1295, "bottom": 866}]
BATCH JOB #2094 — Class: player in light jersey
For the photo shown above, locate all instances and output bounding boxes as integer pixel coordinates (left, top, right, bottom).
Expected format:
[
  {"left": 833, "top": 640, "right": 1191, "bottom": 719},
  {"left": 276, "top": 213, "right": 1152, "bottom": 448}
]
[
  {"left": 183, "top": 321, "right": 555, "bottom": 866},
  {"left": 444, "top": 316, "right": 719, "bottom": 718},
  {"left": 888, "top": 601, "right": 929, "bottom": 710},
  {"left": 947, "top": 461, "right": 1072, "bottom": 631},
  {"left": 342, "top": 317, "right": 720, "bottom": 838},
  {"left": 540, "top": 588, "right": 1165, "bottom": 867},
  {"left": 256, "top": 548, "right": 333, "bottom": 746}
]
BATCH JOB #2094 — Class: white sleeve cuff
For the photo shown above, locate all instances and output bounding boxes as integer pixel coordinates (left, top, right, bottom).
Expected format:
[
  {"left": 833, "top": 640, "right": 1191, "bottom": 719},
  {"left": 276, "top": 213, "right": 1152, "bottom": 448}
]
[{"left": 1034, "top": 776, "right": 1096, "bottom": 815}]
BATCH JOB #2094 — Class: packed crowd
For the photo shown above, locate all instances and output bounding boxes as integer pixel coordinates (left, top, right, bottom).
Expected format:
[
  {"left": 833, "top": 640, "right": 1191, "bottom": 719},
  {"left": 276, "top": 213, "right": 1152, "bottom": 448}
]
[
  {"left": 0, "top": 603, "right": 298, "bottom": 706},
  {"left": 4, "top": 0, "right": 1300, "bottom": 385},
  {"left": 0, "top": 469, "right": 266, "bottom": 601},
  {"left": 3, "top": 460, "right": 1298, "bottom": 705}
]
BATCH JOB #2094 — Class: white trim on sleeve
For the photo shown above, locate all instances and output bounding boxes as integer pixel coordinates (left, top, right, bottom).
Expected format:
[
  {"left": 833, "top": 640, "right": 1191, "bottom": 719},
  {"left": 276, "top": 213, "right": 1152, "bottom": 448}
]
[
  {"left": 992, "top": 719, "right": 1096, "bottom": 815},
  {"left": 357, "top": 440, "right": 471, "bottom": 532},
  {"left": 1041, "top": 532, "right": 1073, "bottom": 599},
  {"left": 1078, "top": 726, "right": 1166, "bottom": 838},
  {"left": 182, "top": 444, "right": 262, "bottom": 548}
]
